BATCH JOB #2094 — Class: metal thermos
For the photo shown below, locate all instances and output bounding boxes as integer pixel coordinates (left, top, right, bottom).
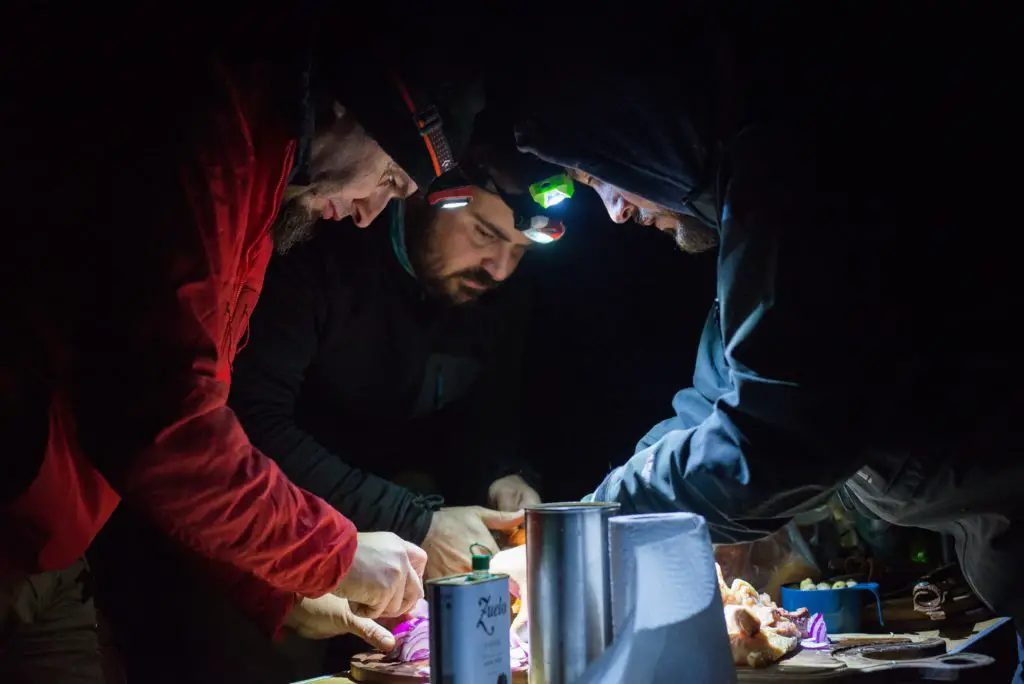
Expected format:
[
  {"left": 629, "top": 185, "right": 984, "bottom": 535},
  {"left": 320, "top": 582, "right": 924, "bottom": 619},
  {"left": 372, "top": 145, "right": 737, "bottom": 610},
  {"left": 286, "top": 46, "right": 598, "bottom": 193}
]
[{"left": 526, "top": 502, "right": 620, "bottom": 684}]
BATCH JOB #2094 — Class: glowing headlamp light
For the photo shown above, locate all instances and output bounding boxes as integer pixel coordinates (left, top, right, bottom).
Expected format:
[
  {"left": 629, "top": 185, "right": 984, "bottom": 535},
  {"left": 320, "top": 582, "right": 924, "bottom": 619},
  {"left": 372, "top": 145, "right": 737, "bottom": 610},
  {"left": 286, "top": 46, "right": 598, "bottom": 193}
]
[
  {"left": 428, "top": 184, "right": 474, "bottom": 210},
  {"left": 427, "top": 172, "right": 568, "bottom": 245},
  {"left": 520, "top": 215, "right": 565, "bottom": 244},
  {"left": 528, "top": 173, "right": 575, "bottom": 209}
]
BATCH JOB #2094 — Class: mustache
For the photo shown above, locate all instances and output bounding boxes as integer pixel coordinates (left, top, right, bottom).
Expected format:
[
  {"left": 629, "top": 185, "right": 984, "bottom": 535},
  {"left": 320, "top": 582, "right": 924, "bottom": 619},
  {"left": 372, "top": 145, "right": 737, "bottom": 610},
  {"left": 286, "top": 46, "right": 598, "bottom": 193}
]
[
  {"left": 633, "top": 207, "right": 656, "bottom": 226},
  {"left": 455, "top": 267, "right": 499, "bottom": 290}
]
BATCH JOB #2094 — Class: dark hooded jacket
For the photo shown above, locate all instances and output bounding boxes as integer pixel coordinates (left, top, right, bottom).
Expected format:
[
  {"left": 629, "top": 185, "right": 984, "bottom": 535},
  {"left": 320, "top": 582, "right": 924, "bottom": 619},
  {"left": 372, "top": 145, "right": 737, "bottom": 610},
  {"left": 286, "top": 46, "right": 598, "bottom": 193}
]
[{"left": 511, "top": 7, "right": 1010, "bottom": 542}]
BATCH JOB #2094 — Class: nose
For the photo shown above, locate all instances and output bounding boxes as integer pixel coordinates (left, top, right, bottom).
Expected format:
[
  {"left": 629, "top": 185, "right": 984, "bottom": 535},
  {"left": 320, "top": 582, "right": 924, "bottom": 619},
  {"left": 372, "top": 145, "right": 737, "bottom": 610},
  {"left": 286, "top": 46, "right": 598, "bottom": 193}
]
[
  {"left": 482, "top": 246, "right": 521, "bottom": 283},
  {"left": 597, "top": 186, "right": 635, "bottom": 224},
  {"left": 350, "top": 188, "right": 395, "bottom": 228}
]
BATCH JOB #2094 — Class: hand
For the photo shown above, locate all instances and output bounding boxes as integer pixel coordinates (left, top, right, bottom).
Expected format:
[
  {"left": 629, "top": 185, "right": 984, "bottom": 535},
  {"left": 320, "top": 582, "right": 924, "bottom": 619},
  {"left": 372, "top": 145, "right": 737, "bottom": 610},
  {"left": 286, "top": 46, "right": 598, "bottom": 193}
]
[
  {"left": 422, "top": 506, "right": 524, "bottom": 580},
  {"left": 286, "top": 594, "right": 396, "bottom": 651},
  {"left": 488, "top": 474, "right": 541, "bottom": 512},
  {"left": 333, "top": 532, "right": 427, "bottom": 619},
  {"left": 492, "top": 545, "right": 528, "bottom": 631}
]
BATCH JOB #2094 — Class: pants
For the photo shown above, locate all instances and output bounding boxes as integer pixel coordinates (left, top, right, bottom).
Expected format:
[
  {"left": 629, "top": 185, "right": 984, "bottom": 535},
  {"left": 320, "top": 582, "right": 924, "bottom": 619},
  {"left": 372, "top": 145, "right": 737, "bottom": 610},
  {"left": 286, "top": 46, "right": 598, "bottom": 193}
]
[
  {"left": 0, "top": 558, "right": 104, "bottom": 684},
  {"left": 90, "top": 506, "right": 328, "bottom": 684}
]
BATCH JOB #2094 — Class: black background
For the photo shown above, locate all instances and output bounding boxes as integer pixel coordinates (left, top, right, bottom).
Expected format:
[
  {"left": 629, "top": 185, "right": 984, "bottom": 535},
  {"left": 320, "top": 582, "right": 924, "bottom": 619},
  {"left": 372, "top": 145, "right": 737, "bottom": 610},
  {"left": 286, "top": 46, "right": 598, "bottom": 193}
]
[{"left": 516, "top": 187, "right": 717, "bottom": 502}]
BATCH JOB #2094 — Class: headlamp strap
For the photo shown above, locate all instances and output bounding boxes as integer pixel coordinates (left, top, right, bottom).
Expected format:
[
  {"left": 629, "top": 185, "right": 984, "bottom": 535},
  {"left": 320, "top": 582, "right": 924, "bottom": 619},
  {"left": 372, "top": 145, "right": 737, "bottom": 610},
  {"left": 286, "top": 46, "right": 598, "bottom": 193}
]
[{"left": 391, "top": 72, "right": 458, "bottom": 179}]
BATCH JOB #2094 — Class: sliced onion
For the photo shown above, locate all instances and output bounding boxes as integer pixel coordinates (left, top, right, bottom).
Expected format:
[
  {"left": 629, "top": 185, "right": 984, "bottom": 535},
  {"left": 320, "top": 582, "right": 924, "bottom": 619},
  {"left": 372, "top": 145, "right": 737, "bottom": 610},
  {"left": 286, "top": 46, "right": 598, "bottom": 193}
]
[
  {"left": 396, "top": 618, "right": 431, "bottom": 661},
  {"left": 799, "top": 613, "right": 830, "bottom": 649},
  {"left": 389, "top": 600, "right": 432, "bottom": 661}
]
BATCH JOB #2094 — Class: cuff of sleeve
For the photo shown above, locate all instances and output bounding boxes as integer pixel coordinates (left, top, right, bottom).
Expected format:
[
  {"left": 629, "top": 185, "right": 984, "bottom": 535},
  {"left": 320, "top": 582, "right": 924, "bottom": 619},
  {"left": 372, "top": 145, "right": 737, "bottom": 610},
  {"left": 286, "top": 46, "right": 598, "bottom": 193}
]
[
  {"left": 252, "top": 587, "right": 301, "bottom": 641},
  {"left": 402, "top": 507, "right": 435, "bottom": 546}
]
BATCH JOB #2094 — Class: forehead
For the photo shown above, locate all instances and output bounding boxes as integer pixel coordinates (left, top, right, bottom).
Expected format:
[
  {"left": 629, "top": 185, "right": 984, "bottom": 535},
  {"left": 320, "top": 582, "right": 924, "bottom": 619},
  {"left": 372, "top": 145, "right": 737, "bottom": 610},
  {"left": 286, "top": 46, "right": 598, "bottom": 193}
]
[
  {"left": 463, "top": 187, "right": 532, "bottom": 247},
  {"left": 566, "top": 167, "right": 595, "bottom": 187}
]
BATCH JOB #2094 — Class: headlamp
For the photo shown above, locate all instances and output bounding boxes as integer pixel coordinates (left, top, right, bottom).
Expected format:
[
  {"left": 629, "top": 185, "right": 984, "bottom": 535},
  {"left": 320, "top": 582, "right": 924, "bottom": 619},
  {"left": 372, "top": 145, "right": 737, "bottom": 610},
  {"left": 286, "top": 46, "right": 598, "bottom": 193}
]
[
  {"left": 520, "top": 215, "right": 566, "bottom": 244},
  {"left": 528, "top": 173, "right": 575, "bottom": 209},
  {"left": 427, "top": 167, "right": 571, "bottom": 245},
  {"left": 427, "top": 184, "right": 474, "bottom": 210},
  {"left": 430, "top": 181, "right": 567, "bottom": 245}
]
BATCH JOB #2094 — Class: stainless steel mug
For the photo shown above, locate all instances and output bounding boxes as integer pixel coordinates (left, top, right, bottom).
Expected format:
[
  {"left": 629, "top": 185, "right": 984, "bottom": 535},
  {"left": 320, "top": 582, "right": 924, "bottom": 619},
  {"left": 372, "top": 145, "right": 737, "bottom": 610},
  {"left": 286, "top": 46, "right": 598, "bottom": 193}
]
[{"left": 526, "top": 502, "right": 620, "bottom": 684}]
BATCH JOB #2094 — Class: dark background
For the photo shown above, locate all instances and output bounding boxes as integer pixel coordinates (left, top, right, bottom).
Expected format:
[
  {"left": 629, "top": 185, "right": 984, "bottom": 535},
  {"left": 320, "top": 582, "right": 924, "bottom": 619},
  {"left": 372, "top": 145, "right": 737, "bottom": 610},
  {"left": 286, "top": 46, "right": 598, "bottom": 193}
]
[{"left": 515, "top": 187, "right": 717, "bottom": 502}]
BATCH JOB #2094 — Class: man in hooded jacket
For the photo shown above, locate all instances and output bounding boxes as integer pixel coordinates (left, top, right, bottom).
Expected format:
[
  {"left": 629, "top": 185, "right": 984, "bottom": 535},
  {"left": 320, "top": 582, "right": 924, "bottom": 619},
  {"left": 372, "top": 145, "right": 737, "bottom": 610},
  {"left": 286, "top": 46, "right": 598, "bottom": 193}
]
[{"left": 500, "top": 4, "right": 1020, "bottom": 678}]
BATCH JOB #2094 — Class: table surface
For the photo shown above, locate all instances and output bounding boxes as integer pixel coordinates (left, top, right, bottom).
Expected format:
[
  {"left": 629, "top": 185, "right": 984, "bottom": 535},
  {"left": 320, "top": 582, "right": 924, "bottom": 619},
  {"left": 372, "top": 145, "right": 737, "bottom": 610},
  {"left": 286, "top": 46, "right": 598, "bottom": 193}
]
[{"left": 288, "top": 618, "right": 1009, "bottom": 684}]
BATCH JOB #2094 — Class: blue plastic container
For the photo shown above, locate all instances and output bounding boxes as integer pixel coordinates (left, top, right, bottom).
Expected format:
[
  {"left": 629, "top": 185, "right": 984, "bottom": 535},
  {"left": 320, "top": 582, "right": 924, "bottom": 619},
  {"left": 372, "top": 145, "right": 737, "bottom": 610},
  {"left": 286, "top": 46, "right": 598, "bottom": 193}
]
[{"left": 780, "top": 582, "right": 884, "bottom": 634}]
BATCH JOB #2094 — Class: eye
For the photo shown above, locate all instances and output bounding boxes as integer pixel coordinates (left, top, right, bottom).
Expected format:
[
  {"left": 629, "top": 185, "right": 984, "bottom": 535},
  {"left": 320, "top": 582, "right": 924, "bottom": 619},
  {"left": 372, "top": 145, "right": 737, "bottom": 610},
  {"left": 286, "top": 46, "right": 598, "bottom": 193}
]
[
  {"left": 379, "top": 164, "right": 399, "bottom": 189},
  {"left": 474, "top": 224, "right": 495, "bottom": 240}
]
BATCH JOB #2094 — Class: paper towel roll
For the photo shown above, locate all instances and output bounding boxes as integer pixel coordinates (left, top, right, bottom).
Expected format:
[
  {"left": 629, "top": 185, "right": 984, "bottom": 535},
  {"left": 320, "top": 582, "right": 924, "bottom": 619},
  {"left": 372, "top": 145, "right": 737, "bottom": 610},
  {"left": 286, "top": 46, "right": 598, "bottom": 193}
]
[{"left": 571, "top": 513, "right": 736, "bottom": 684}]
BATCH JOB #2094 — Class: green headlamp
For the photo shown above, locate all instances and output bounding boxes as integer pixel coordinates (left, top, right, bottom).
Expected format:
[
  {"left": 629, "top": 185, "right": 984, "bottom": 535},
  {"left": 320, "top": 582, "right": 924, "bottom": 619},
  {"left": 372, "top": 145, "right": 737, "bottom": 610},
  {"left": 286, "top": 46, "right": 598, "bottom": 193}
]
[{"left": 528, "top": 173, "right": 575, "bottom": 209}]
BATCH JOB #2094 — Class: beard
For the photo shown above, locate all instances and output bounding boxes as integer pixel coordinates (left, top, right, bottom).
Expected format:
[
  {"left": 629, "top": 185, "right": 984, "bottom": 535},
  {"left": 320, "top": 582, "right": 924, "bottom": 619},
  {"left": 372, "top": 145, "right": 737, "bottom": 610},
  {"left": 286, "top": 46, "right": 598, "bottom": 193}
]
[
  {"left": 635, "top": 207, "right": 719, "bottom": 254},
  {"left": 271, "top": 198, "right": 320, "bottom": 255},
  {"left": 421, "top": 265, "right": 497, "bottom": 307},
  {"left": 405, "top": 211, "right": 499, "bottom": 307}
]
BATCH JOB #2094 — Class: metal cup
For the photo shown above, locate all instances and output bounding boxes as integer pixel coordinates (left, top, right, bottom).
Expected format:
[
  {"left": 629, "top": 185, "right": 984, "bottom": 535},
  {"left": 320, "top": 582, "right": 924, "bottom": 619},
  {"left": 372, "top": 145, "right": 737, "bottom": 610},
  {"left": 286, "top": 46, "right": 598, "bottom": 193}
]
[{"left": 526, "top": 502, "right": 620, "bottom": 684}]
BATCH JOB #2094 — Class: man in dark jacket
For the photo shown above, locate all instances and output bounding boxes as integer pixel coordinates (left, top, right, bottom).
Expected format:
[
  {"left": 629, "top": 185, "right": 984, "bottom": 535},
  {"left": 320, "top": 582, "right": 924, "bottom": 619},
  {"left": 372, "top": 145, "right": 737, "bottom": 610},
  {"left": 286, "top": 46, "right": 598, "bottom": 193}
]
[
  {"left": 230, "top": 188, "right": 537, "bottom": 582},
  {"left": 229, "top": 125, "right": 567, "bottom": 588},
  {"left": 496, "top": 4, "right": 1021, "bottom": 678}
]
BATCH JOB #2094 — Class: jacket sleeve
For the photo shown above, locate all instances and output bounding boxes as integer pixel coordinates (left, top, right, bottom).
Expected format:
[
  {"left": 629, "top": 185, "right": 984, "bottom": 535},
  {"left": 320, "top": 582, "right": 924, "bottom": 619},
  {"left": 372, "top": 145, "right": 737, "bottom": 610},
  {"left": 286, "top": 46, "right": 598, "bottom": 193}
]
[
  {"left": 229, "top": 245, "right": 436, "bottom": 545},
  {"left": 586, "top": 129, "right": 917, "bottom": 540},
  {"left": 63, "top": 57, "right": 357, "bottom": 629},
  {"left": 634, "top": 387, "right": 715, "bottom": 452}
]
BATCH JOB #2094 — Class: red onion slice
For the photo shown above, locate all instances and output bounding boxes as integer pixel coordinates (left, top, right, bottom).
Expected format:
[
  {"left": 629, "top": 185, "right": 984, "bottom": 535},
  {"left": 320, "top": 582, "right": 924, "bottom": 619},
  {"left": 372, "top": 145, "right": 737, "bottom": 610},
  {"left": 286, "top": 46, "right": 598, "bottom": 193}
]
[
  {"left": 397, "top": 618, "right": 431, "bottom": 662},
  {"left": 388, "top": 600, "right": 431, "bottom": 661},
  {"left": 799, "top": 612, "right": 830, "bottom": 649}
]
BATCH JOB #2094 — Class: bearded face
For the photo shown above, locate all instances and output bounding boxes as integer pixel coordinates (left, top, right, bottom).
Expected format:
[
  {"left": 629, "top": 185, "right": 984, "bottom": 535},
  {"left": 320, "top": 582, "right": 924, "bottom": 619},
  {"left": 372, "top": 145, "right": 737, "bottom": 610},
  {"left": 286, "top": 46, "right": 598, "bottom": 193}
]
[
  {"left": 272, "top": 103, "right": 416, "bottom": 255},
  {"left": 404, "top": 187, "right": 530, "bottom": 307},
  {"left": 567, "top": 168, "right": 719, "bottom": 254}
]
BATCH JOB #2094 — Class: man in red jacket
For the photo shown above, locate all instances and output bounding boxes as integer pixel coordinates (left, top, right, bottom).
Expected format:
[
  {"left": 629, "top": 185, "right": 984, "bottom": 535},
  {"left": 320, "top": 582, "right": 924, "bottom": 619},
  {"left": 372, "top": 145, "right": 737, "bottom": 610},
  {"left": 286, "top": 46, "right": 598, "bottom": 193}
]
[{"left": 1, "top": 12, "right": 487, "bottom": 682}]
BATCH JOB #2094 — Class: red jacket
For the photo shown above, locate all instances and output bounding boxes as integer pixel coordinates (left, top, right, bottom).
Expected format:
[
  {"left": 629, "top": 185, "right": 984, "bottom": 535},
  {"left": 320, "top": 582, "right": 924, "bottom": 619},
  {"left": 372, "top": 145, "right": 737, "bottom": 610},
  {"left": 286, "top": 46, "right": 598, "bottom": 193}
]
[{"left": 1, "top": 53, "right": 357, "bottom": 634}]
